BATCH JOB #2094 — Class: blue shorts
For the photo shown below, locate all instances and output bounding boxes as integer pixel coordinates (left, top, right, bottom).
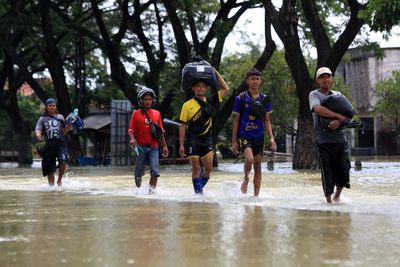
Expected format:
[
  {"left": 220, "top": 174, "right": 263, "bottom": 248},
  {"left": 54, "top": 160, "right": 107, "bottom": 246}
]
[{"left": 134, "top": 145, "right": 160, "bottom": 178}]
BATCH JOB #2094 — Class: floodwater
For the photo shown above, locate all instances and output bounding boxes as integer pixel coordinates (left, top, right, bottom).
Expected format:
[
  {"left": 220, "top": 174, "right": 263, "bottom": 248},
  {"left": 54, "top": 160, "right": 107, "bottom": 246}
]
[{"left": 0, "top": 159, "right": 399, "bottom": 267}]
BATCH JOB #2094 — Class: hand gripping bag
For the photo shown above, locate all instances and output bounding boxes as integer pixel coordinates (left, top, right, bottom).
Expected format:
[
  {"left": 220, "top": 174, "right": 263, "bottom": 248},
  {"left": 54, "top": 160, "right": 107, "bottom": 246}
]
[{"left": 319, "top": 93, "right": 360, "bottom": 129}]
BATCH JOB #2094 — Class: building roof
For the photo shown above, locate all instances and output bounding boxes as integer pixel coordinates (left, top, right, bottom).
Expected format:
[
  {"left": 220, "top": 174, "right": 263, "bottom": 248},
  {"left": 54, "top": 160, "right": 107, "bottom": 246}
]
[{"left": 83, "top": 113, "right": 111, "bottom": 131}]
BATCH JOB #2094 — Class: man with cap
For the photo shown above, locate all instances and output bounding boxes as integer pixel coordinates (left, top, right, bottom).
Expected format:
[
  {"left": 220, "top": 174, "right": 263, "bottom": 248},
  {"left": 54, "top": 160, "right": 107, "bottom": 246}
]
[
  {"left": 309, "top": 67, "right": 351, "bottom": 203},
  {"left": 35, "top": 98, "right": 73, "bottom": 186}
]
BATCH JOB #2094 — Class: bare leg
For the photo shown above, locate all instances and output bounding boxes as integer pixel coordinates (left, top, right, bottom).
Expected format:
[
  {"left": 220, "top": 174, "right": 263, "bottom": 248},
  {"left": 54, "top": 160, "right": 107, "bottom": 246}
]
[
  {"left": 253, "top": 154, "right": 262, "bottom": 197},
  {"left": 57, "top": 163, "right": 67, "bottom": 186},
  {"left": 201, "top": 152, "right": 214, "bottom": 179},
  {"left": 149, "top": 176, "right": 158, "bottom": 188},
  {"left": 190, "top": 157, "right": 201, "bottom": 179},
  {"left": 48, "top": 173, "right": 55, "bottom": 186},
  {"left": 333, "top": 186, "right": 343, "bottom": 202},
  {"left": 241, "top": 148, "right": 254, "bottom": 194}
]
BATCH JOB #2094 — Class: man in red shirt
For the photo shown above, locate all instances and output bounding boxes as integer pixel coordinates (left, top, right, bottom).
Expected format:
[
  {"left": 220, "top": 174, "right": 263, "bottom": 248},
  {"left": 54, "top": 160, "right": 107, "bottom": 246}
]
[{"left": 128, "top": 87, "right": 169, "bottom": 193}]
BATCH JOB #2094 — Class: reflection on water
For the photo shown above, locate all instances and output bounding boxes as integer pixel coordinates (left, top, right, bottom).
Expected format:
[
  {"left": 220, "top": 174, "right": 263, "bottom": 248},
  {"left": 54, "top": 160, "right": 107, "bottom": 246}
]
[{"left": 0, "top": 160, "right": 399, "bottom": 266}]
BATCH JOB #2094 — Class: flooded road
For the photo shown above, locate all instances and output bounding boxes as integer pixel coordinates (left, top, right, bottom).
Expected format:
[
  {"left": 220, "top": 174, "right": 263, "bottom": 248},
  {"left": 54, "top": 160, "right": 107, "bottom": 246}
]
[{"left": 0, "top": 160, "right": 399, "bottom": 266}]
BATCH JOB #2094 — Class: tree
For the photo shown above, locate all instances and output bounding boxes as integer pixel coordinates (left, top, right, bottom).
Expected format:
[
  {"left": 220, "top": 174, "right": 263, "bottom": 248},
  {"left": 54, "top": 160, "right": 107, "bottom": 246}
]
[
  {"left": 262, "top": 0, "right": 369, "bottom": 169},
  {"left": 218, "top": 47, "right": 298, "bottom": 154},
  {"left": 0, "top": 1, "right": 96, "bottom": 164},
  {"left": 359, "top": 0, "right": 400, "bottom": 33}
]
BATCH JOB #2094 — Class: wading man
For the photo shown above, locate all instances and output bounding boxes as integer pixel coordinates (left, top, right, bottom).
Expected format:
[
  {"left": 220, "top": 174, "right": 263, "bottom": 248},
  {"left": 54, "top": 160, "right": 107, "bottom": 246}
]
[
  {"left": 35, "top": 98, "right": 73, "bottom": 186},
  {"left": 231, "top": 68, "right": 276, "bottom": 197},
  {"left": 309, "top": 67, "right": 351, "bottom": 203},
  {"left": 179, "top": 68, "right": 229, "bottom": 194},
  {"left": 128, "top": 87, "right": 169, "bottom": 194}
]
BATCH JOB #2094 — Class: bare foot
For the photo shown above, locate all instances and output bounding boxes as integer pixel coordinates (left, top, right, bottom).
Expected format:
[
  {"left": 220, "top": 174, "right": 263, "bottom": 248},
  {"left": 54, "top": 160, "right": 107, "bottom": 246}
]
[
  {"left": 135, "top": 176, "right": 142, "bottom": 188},
  {"left": 240, "top": 178, "right": 249, "bottom": 194},
  {"left": 333, "top": 192, "right": 341, "bottom": 202},
  {"left": 333, "top": 187, "right": 343, "bottom": 202},
  {"left": 325, "top": 194, "right": 332, "bottom": 203},
  {"left": 149, "top": 186, "right": 156, "bottom": 195}
]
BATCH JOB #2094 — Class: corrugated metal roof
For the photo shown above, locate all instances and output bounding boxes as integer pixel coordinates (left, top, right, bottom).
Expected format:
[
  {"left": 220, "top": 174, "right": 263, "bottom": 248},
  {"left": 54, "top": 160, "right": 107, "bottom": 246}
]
[{"left": 83, "top": 114, "right": 111, "bottom": 130}]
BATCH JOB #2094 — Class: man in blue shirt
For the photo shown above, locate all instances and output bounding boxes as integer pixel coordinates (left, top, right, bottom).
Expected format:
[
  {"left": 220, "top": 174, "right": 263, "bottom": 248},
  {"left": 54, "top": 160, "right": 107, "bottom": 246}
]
[{"left": 232, "top": 68, "right": 276, "bottom": 196}]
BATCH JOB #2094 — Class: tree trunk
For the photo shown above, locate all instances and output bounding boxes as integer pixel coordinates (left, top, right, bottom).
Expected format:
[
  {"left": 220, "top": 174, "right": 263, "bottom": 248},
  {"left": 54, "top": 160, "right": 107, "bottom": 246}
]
[
  {"left": 293, "top": 114, "right": 318, "bottom": 169},
  {"left": 264, "top": 0, "right": 366, "bottom": 169},
  {"left": 15, "top": 121, "right": 33, "bottom": 165}
]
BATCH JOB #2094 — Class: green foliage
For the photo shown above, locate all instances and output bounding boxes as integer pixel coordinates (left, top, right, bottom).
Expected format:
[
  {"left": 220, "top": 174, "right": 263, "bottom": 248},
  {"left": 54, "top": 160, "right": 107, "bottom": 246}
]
[
  {"left": 19, "top": 95, "right": 43, "bottom": 127},
  {"left": 373, "top": 70, "right": 400, "bottom": 129},
  {"left": 0, "top": 110, "right": 16, "bottom": 150},
  {"left": 158, "top": 62, "right": 183, "bottom": 120},
  {"left": 298, "top": 0, "right": 351, "bottom": 50},
  {"left": 0, "top": 95, "right": 42, "bottom": 150},
  {"left": 87, "top": 80, "right": 126, "bottom": 111},
  {"left": 262, "top": 51, "right": 298, "bottom": 136},
  {"left": 18, "top": 95, "right": 43, "bottom": 146},
  {"left": 359, "top": 0, "right": 400, "bottom": 33}
]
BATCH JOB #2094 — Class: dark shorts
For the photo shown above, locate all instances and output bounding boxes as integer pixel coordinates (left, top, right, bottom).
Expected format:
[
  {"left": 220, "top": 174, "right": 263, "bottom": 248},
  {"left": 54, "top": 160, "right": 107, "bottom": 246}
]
[
  {"left": 239, "top": 137, "right": 264, "bottom": 156},
  {"left": 42, "top": 140, "right": 69, "bottom": 177},
  {"left": 186, "top": 135, "right": 213, "bottom": 158},
  {"left": 317, "top": 143, "right": 350, "bottom": 195}
]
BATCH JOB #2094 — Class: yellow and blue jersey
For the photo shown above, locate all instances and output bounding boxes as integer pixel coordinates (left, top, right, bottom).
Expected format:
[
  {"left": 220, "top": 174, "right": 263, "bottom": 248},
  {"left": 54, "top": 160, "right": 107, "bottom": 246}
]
[{"left": 179, "top": 91, "right": 222, "bottom": 137}]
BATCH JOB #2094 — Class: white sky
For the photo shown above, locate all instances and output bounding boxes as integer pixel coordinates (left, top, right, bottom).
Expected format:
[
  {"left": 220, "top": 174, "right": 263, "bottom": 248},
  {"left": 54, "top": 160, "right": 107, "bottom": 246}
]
[{"left": 224, "top": 7, "right": 400, "bottom": 56}]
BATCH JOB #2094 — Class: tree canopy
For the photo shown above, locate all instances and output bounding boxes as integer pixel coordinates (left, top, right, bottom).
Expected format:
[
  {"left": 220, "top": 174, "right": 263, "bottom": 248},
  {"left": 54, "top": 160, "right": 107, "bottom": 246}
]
[{"left": 1, "top": 0, "right": 400, "bottom": 166}]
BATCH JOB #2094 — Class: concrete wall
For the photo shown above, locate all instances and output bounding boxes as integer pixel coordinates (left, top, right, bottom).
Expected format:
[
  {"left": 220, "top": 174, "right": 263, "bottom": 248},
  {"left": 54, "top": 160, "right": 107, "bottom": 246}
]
[{"left": 337, "top": 47, "right": 400, "bottom": 155}]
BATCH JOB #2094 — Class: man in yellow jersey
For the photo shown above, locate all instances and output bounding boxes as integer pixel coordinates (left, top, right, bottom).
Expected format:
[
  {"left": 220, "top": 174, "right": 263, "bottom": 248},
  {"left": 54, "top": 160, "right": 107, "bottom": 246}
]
[{"left": 179, "top": 68, "right": 229, "bottom": 194}]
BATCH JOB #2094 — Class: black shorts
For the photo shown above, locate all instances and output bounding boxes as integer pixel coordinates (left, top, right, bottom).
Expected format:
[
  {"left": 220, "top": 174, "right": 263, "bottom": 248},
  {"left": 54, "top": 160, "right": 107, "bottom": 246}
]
[
  {"left": 186, "top": 135, "right": 213, "bottom": 158},
  {"left": 42, "top": 140, "right": 69, "bottom": 177},
  {"left": 239, "top": 137, "right": 264, "bottom": 156},
  {"left": 317, "top": 143, "right": 350, "bottom": 195}
]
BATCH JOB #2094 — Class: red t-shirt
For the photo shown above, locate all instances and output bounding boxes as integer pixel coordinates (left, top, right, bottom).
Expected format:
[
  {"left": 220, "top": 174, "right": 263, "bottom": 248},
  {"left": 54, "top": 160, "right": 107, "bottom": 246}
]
[{"left": 128, "top": 108, "right": 164, "bottom": 148}]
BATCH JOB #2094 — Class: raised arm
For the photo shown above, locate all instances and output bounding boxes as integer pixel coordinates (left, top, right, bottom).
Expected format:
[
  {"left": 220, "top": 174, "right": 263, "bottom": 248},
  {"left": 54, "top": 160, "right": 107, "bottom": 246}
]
[{"left": 214, "top": 68, "right": 229, "bottom": 99}]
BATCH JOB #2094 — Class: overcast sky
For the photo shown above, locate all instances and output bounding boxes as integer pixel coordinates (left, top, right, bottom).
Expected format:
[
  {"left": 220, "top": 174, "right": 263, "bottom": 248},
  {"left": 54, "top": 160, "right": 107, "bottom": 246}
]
[{"left": 224, "top": 7, "right": 400, "bottom": 56}]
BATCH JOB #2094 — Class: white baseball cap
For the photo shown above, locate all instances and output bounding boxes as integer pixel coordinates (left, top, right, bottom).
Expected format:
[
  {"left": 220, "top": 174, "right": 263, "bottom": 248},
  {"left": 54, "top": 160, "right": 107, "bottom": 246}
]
[{"left": 316, "top": 67, "right": 332, "bottom": 79}]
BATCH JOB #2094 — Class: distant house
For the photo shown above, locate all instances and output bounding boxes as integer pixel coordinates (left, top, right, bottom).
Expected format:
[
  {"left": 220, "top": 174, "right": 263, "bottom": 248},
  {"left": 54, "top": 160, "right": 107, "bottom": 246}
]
[{"left": 337, "top": 47, "right": 400, "bottom": 155}]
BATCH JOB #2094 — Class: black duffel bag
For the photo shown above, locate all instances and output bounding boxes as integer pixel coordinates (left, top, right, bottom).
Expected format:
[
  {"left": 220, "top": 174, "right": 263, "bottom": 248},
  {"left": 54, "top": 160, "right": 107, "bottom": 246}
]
[
  {"left": 319, "top": 93, "right": 360, "bottom": 129},
  {"left": 181, "top": 60, "right": 218, "bottom": 91}
]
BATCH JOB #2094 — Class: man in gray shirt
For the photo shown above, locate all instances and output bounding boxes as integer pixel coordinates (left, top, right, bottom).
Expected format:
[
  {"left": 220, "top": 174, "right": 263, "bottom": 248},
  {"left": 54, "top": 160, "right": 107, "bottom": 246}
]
[
  {"left": 309, "top": 67, "right": 351, "bottom": 203},
  {"left": 35, "top": 98, "right": 73, "bottom": 186}
]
